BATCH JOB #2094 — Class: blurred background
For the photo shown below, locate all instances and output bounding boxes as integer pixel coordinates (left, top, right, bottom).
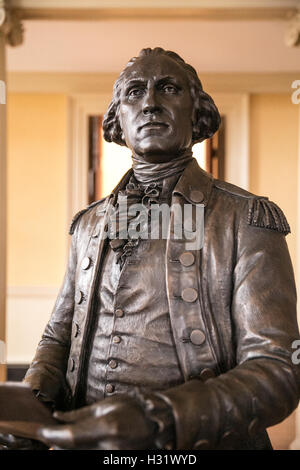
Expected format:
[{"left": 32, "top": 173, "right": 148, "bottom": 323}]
[{"left": 1, "top": 0, "right": 300, "bottom": 450}]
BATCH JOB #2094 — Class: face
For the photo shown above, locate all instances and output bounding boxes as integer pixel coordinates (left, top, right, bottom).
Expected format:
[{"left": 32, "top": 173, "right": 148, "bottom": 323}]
[{"left": 118, "top": 54, "right": 194, "bottom": 162}]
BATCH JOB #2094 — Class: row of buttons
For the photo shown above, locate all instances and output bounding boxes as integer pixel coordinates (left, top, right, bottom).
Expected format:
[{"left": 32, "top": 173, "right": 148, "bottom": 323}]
[
  {"left": 75, "top": 251, "right": 197, "bottom": 304},
  {"left": 75, "top": 256, "right": 93, "bottom": 305},
  {"left": 75, "top": 287, "right": 199, "bottom": 307},
  {"left": 178, "top": 251, "right": 205, "bottom": 346},
  {"left": 105, "top": 309, "right": 125, "bottom": 393}
]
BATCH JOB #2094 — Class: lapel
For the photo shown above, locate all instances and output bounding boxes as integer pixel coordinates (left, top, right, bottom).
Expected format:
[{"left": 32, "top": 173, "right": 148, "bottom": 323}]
[{"left": 165, "top": 159, "right": 217, "bottom": 380}]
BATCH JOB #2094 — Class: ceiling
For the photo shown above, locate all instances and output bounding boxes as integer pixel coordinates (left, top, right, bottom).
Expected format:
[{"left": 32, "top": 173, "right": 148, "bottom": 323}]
[{"left": 6, "top": 18, "right": 300, "bottom": 73}]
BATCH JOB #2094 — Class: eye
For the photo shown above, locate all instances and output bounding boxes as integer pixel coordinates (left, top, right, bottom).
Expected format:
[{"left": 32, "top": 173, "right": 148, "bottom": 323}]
[
  {"left": 127, "top": 87, "right": 145, "bottom": 99},
  {"left": 161, "top": 84, "right": 178, "bottom": 94}
]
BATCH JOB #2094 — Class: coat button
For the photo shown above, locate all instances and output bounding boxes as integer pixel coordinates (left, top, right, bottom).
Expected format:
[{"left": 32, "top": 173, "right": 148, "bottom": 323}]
[
  {"left": 105, "top": 383, "right": 115, "bottom": 394},
  {"left": 193, "top": 439, "right": 210, "bottom": 450},
  {"left": 182, "top": 287, "right": 198, "bottom": 302},
  {"left": 200, "top": 368, "right": 215, "bottom": 381},
  {"left": 190, "top": 329, "right": 206, "bottom": 345},
  {"left": 68, "top": 358, "right": 75, "bottom": 372},
  {"left": 179, "top": 252, "right": 195, "bottom": 267},
  {"left": 112, "top": 336, "right": 121, "bottom": 344},
  {"left": 75, "top": 290, "right": 84, "bottom": 304},
  {"left": 190, "top": 190, "right": 204, "bottom": 203},
  {"left": 82, "top": 256, "right": 91, "bottom": 270},
  {"left": 115, "top": 308, "right": 124, "bottom": 318},
  {"left": 108, "top": 359, "right": 118, "bottom": 369}
]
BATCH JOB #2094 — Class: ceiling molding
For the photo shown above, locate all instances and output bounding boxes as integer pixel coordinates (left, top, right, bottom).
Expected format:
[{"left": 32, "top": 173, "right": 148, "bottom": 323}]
[
  {"left": 8, "top": 0, "right": 300, "bottom": 21},
  {"left": 10, "top": 8, "right": 299, "bottom": 21},
  {"left": 7, "top": 71, "right": 300, "bottom": 94},
  {"left": 9, "top": 0, "right": 300, "bottom": 8}
]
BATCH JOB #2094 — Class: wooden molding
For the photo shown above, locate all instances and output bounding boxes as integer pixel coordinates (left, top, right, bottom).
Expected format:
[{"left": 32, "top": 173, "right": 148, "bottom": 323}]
[
  {"left": 12, "top": 7, "right": 298, "bottom": 21},
  {"left": 8, "top": 0, "right": 300, "bottom": 21},
  {"left": 7, "top": 71, "right": 300, "bottom": 94}
]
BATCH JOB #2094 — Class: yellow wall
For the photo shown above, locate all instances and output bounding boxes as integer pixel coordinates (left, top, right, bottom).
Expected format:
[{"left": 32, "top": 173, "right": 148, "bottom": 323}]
[
  {"left": 250, "top": 94, "right": 299, "bottom": 270},
  {"left": 7, "top": 93, "right": 68, "bottom": 286},
  {"left": 250, "top": 93, "right": 299, "bottom": 450}
]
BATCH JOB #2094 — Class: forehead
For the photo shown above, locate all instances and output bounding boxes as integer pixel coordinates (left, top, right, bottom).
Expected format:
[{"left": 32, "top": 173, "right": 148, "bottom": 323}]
[{"left": 122, "top": 54, "right": 189, "bottom": 85}]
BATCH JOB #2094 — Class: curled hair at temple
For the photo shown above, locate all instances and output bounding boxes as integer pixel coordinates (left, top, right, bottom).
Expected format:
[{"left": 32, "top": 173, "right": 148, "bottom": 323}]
[{"left": 103, "top": 47, "right": 221, "bottom": 146}]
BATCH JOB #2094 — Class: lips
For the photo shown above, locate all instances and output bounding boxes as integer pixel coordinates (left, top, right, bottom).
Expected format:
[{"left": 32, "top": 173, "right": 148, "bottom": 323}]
[{"left": 139, "top": 121, "right": 169, "bottom": 131}]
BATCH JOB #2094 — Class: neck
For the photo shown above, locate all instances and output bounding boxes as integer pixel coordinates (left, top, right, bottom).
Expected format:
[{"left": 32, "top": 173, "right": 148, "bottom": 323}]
[{"left": 132, "top": 149, "right": 194, "bottom": 184}]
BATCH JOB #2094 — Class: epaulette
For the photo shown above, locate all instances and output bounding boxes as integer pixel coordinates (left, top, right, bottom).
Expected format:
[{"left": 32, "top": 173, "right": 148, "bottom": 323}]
[
  {"left": 69, "top": 198, "right": 106, "bottom": 235},
  {"left": 214, "top": 179, "right": 290, "bottom": 235},
  {"left": 247, "top": 197, "right": 290, "bottom": 235}
]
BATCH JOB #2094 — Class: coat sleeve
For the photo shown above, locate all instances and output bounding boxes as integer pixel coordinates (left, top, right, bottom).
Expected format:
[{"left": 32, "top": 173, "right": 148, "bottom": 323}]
[
  {"left": 23, "top": 225, "right": 79, "bottom": 409},
  {"left": 159, "top": 200, "right": 300, "bottom": 449}
]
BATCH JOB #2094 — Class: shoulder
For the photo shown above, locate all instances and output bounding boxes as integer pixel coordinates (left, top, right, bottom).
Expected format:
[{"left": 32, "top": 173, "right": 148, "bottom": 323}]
[
  {"left": 69, "top": 197, "right": 108, "bottom": 235},
  {"left": 212, "top": 178, "right": 290, "bottom": 235}
]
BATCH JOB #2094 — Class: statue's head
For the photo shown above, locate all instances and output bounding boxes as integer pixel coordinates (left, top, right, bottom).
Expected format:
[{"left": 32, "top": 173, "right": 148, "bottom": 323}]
[{"left": 103, "top": 47, "right": 221, "bottom": 160}]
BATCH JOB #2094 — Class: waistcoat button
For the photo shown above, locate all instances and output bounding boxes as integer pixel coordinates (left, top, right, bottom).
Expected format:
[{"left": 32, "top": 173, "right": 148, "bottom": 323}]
[
  {"left": 82, "top": 256, "right": 91, "bottom": 270},
  {"left": 75, "top": 290, "right": 84, "bottom": 304},
  {"left": 105, "top": 384, "right": 115, "bottom": 394},
  {"left": 179, "top": 252, "right": 195, "bottom": 267},
  {"left": 115, "top": 309, "right": 124, "bottom": 318},
  {"left": 112, "top": 336, "right": 121, "bottom": 344},
  {"left": 108, "top": 359, "right": 118, "bottom": 369},
  {"left": 190, "top": 190, "right": 204, "bottom": 203},
  {"left": 190, "top": 329, "right": 206, "bottom": 345},
  {"left": 182, "top": 287, "right": 198, "bottom": 302}
]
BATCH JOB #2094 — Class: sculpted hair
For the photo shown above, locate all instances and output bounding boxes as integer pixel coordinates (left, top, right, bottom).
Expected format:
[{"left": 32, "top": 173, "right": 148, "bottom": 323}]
[{"left": 102, "top": 47, "right": 221, "bottom": 146}]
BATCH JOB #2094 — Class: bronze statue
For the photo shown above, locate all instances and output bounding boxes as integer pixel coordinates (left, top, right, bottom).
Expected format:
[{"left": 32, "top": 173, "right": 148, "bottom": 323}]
[{"left": 1, "top": 47, "right": 299, "bottom": 450}]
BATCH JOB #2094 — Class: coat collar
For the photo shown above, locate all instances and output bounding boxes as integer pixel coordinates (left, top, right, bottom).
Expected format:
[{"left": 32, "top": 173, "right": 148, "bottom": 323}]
[
  {"left": 109, "top": 158, "right": 214, "bottom": 207},
  {"left": 173, "top": 158, "right": 214, "bottom": 206}
]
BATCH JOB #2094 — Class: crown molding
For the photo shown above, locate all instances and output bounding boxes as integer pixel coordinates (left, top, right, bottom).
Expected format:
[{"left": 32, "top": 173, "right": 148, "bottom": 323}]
[
  {"left": 8, "top": 0, "right": 300, "bottom": 21},
  {"left": 9, "top": 0, "right": 300, "bottom": 8},
  {"left": 7, "top": 71, "right": 300, "bottom": 94}
]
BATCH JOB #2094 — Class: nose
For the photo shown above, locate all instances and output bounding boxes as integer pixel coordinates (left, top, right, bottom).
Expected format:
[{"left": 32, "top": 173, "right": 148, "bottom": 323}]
[{"left": 142, "top": 87, "right": 161, "bottom": 115}]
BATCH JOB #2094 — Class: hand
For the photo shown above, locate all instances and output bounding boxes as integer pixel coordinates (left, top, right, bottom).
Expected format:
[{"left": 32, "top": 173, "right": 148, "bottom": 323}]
[
  {"left": 0, "top": 432, "right": 48, "bottom": 450},
  {"left": 37, "top": 394, "right": 158, "bottom": 450}
]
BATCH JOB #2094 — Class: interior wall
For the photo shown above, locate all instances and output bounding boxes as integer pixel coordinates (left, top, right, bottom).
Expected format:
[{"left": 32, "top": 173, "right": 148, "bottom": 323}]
[
  {"left": 6, "top": 93, "right": 69, "bottom": 363},
  {"left": 250, "top": 93, "right": 298, "bottom": 266},
  {"left": 7, "top": 93, "right": 68, "bottom": 286},
  {"left": 249, "top": 93, "right": 299, "bottom": 450}
]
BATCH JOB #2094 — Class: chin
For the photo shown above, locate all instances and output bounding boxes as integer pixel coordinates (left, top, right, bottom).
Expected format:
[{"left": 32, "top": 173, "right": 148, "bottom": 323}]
[
  {"left": 136, "top": 143, "right": 179, "bottom": 158},
  {"left": 137, "top": 149, "right": 177, "bottom": 162}
]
